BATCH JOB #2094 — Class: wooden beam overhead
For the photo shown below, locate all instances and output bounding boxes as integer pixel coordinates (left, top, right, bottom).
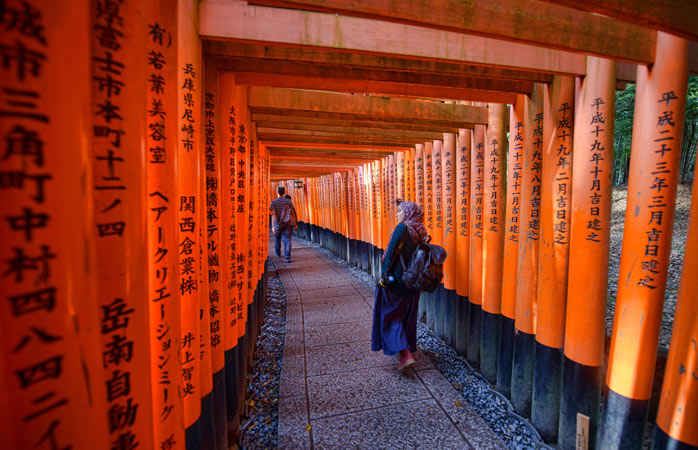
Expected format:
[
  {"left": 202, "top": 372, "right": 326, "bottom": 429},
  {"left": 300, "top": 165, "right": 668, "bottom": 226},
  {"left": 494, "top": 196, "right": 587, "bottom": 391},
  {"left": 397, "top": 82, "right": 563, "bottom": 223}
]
[
  {"left": 269, "top": 148, "right": 393, "bottom": 159},
  {"left": 258, "top": 133, "right": 424, "bottom": 147},
  {"left": 271, "top": 158, "right": 367, "bottom": 166},
  {"left": 234, "top": 72, "right": 519, "bottom": 104},
  {"left": 199, "top": 1, "right": 586, "bottom": 75},
  {"left": 256, "top": 125, "right": 444, "bottom": 141},
  {"left": 537, "top": 0, "right": 698, "bottom": 42},
  {"left": 203, "top": 41, "right": 555, "bottom": 83},
  {"left": 249, "top": 0, "right": 656, "bottom": 63},
  {"left": 263, "top": 142, "right": 412, "bottom": 151},
  {"left": 248, "top": 87, "right": 489, "bottom": 127},
  {"left": 214, "top": 57, "right": 533, "bottom": 94},
  {"left": 251, "top": 114, "right": 462, "bottom": 132}
]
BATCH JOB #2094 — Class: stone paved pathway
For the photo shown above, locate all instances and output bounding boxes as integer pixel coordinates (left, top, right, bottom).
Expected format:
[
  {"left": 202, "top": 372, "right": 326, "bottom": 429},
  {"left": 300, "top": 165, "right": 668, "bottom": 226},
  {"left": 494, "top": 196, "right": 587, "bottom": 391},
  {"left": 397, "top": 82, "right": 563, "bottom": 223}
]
[{"left": 272, "top": 239, "right": 508, "bottom": 450}]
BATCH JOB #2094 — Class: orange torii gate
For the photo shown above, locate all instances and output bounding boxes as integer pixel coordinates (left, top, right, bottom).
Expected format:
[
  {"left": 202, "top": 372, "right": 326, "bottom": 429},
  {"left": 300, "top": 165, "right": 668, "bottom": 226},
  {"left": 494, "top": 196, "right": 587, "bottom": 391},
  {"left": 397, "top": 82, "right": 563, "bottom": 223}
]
[{"left": 2, "top": 1, "right": 698, "bottom": 450}]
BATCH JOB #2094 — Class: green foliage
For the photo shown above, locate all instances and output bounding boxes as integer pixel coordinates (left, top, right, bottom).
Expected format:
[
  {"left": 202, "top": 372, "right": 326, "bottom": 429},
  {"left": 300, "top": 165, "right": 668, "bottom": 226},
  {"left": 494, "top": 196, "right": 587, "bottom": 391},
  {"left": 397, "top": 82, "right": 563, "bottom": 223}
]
[{"left": 613, "top": 75, "right": 698, "bottom": 185}]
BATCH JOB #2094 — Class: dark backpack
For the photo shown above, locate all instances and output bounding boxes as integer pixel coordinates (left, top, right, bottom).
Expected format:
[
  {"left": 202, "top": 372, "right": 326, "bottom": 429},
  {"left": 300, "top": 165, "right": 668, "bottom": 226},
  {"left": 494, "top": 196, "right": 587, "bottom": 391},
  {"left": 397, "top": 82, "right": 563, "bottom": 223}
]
[
  {"left": 279, "top": 201, "right": 297, "bottom": 229},
  {"left": 399, "top": 236, "right": 447, "bottom": 293}
]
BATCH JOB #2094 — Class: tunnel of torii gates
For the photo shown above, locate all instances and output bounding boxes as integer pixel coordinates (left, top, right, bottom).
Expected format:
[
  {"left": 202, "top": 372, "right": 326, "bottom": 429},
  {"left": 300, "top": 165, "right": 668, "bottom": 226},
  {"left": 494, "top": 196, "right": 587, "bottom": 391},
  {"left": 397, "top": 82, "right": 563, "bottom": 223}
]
[{"left": 3, "top": 0, "right": 698, "bottom": 450}]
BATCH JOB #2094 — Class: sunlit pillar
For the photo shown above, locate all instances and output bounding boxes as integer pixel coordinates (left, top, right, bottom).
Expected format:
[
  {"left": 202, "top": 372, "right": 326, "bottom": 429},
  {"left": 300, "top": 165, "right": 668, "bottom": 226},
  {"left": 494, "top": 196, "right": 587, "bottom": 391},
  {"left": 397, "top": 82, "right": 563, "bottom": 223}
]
[
  {"left": 512, "top": 84, "right": 544, "bottom": 417},
  {"left": 531, "top": 75, "right": 575, "bottom": 442},
  {"left": 481, "top": 104, "right": 508, "bottom": 383},
  {"left": 600, "top": 32, "right": 689, "bottom": 449},
  {"left": 498, "top": 96, "right": 525, "bottom": 397},
  {"left": 468, "top": 123, "right": 486, "bottom": 365},
  {"left": 1, "top": 2, "right": 110, "bottom": 448},
  {"left": 455, "top": 129, "right": 472, "bottom": 356},
  {"left": 559, "top": 56, "right": 615, "bottom": 450}
]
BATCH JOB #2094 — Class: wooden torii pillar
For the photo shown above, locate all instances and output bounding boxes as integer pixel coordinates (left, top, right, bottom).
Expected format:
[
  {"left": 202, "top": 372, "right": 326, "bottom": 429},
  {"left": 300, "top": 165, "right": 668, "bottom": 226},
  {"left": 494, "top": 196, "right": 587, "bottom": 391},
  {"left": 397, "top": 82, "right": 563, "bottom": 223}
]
[
  {"left": 560, "top": 56, "right": 615, "bottom": 450},
  {"left": 599, "top": 31, "right": 689, "bottom": 450}
]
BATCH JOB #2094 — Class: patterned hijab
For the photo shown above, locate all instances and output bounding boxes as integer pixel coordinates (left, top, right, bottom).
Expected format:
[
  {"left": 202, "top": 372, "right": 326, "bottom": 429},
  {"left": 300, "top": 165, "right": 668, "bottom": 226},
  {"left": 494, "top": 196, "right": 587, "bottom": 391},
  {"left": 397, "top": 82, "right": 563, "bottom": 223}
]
[{"left": 382, "top": 199, "right": 427, "bottom": 261}]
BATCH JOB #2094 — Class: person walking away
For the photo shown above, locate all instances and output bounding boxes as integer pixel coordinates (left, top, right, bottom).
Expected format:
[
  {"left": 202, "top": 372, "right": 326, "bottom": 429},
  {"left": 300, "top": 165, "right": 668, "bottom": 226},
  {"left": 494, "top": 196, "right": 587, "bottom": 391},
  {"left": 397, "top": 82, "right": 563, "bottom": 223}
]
[
  {"left": 371, "top": 199, "right": 427, "bottom": 370},
  {"left": 270, "top": 186, "right": 296, "bottom": 262}
]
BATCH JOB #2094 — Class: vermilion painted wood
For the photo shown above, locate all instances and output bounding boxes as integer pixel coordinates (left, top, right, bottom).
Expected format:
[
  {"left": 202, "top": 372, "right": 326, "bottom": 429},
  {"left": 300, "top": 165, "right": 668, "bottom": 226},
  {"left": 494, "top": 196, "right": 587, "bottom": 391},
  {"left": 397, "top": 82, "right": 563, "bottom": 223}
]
[
  {"left": 563, "top": 57, "right": 615, "bottom": 368},
  {"left": 442, "top": 133, "right": 457, "bottom": 291},
  {"left": 538, "top": 0, "right": 698, "bottom": 42},
  {"left": 254, "top": 115, "right": 464, "bottom": 133},
  {"left": 501, "top": 98, "right": 525, "bottom": 320},
  {"left": 607, "top": 32, "right": 689, "bottom": 401},
  {"left": 536, "top": 76, "right": 575, "bottom": 349},
  {"left": 481, "top": 104, "right": 507, "bottom": 315},
  {"left": 204, "top": 40, "right": 555, "bottom": 83},
  {"left": 0, "top": 2, "right": 110, "bottom": 448},
  {"left": 218, "top": 57, "right": 535, "bottom": 93},
  {"left": 177, "top": 0, "right": 203, "bottom": 430},
  {"left": 655, "top": 153, "right": 698, "bottom": 447},
  {"left": 249, "top": 0, "right": 655, "bottom": 63},
  {"left": 199, "top": 1, "right": 586, "bottom": 75},
  {"left": 515, "top": 86, "right": 544, "bottom": 336},
  {"left": 225, "top": 69, "right": 522, "bottom": 103},
  {"left": 256, "top": 126, "right": 444, "bottom": 141},
  {"left": 147, "top": 1, "right": 185, "bottom": 447},
  {"left": 456, "top": 129, "right": 472, "bottom": 298},
  {"left": 470, "top": 124, "right": 486, "bottom": 307},
  {"left": 247, "top": 87, "right": 488, "bottom": 127}
]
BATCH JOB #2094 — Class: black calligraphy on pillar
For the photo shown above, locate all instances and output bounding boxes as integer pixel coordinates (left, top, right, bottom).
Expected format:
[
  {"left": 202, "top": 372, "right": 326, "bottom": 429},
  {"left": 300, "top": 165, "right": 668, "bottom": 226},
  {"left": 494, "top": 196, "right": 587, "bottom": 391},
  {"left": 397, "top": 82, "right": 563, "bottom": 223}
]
[
  {"left": 235, "top": 120, "right": 246, "bottom": 323},
  {"left": 508, "top": 122, "right": 523, "bottom": 242},
  {"left": 473, "top": 141, "right": 484, "bottom": 238},
  {"left": 459, "top": 145, "right": 469, "bottom": 237},
  {"left": 554, "top": 103, "right": 572, "bottom": 245},
  {"left": 0, "top": 2, "right": 76, "bottom": 447},
  {"left": 434, "top": 147, "right": 443, "bottom": 229},
  {"left": 488, "top": 139, "right": 500, "bottom": 232},
  {"left": 204, "top": 92, "right": 222, "bottom": 352},
  {"left": 92, "top": 1, "right": 128, "bottom": 239},
  {"left": 637, "top": 92, "right": 679, "bottom": 290},
  {"left": 586, "top": 97, "right": 606, "bottom": 244},
  {"left": 528, "top": 113, "right": 543, "bottom": 241},
  {"left": 444, "top": 148, "right": 454, "bottom": 236},
  {"left": 425, "top": 152, "right": 434, "bottom": 230}
]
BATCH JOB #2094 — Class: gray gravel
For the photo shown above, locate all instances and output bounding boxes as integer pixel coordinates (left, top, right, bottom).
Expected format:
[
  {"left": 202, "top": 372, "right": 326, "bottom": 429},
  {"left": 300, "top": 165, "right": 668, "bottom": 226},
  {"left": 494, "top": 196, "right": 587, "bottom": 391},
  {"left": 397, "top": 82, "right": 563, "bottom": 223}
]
[
  {"left": 607, "top": 183, "right": 693, "bottom": 352},
  {"left": 241, "top": 261, "right": 286, "bottom": 450}
]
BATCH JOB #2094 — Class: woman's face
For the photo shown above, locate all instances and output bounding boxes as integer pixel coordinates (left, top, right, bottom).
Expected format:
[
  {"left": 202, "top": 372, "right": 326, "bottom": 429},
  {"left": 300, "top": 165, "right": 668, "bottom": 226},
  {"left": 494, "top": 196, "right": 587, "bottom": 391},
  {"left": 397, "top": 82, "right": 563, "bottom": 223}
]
[{"left": 396, "top": 206, "right": 405, "bottom": 224}]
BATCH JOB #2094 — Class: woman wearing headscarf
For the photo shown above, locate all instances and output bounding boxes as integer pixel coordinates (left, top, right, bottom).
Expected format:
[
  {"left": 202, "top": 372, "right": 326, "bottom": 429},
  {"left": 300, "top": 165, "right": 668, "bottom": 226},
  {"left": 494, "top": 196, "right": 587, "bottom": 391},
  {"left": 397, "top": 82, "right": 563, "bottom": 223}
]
[{"left": 371, "top": 199, "right": 427, "bottom": 371}]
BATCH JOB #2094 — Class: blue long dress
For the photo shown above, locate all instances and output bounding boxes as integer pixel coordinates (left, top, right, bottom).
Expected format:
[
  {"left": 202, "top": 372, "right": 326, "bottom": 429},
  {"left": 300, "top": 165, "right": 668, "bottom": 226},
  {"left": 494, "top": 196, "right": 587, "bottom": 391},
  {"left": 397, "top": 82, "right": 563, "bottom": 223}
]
[{"left": 371, "top": 223, "right": 420, "bottom": 356}]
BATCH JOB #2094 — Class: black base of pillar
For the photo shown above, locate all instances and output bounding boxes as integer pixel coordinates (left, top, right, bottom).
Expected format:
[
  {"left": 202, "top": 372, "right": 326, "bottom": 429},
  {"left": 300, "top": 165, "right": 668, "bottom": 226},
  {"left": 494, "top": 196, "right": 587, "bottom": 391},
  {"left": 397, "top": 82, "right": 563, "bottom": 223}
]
[
  {"left": 480, "top": 310, "right": 501, "bottom": 384},
  {"left": 455, "top": 295, "right": 469, "bottom": 356},
  {"left": 426, "top": 290, "right": 435, "bottom": 331},
  {"left": 558, "top": 356, "right": 601, "bottom": 450},
  {"left": 201, "top": 391, "right": 216, "bottom": 450},
  {"left": 237, "top": 335, "right": 247, "bottom": 413},
  {"left": 418, "top": 291, "right": 427, "bottom": 324},
  {"left": 224, "top": 346, "right": 239, "bottom": 441},
  {"left": 511, "top": 329, "right": 534, "bottom": 417},
  {"left": 598, "top": 387, "right": 650, "bottom": 450},
  {"left": 467, "top": 302, "right": 481, "bottom": 366},
  {"left": 496, "top": 316, "right": 515, "bottom": 398},
  {"left": 434, "top": 285, "right": 444, "bottom": 339},
  {"left": 185, "top": 417, "right": 203, "bottom": 450},
  {"left": 652, "top": 425, "right": 697, "bottom": 450},
  {"left": 212, "top": 368, "right": 227, "bottom": 450},
  {"left": 531, "top": 341, "right": 563, "bottom": 443},
  {"left": 443, "top": 288, "right": 456, "bottom": 346}
]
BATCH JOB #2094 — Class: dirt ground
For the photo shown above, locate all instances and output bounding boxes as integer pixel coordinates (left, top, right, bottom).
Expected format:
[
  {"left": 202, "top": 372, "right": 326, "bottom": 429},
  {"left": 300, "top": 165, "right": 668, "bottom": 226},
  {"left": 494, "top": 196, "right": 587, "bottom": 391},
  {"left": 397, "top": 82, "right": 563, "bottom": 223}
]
[{"left": 606, "top": 182, "right": 694, "bottom": 352}]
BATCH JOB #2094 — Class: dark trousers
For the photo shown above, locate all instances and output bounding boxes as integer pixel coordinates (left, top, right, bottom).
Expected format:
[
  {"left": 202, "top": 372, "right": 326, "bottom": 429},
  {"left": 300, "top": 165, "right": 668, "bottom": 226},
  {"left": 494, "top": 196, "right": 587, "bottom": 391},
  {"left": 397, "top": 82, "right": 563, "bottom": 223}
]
[{"left": 275, "top": 226, "right": 292, "bottom": 259}]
